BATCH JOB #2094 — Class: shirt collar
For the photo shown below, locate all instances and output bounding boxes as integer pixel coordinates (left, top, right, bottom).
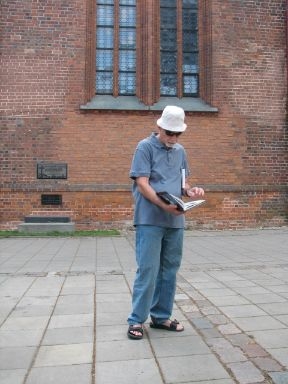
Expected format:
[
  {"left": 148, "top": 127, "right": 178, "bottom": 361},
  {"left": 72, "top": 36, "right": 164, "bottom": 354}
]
[{"left": 150, "top": 132, "right": 177, "bottom": 151}]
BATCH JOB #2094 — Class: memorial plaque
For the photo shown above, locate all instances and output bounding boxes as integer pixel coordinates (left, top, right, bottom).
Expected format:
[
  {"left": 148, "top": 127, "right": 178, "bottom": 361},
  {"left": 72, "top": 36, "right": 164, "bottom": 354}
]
[{"left": 37, "top": 162, "right": 67, "bottom": 179}]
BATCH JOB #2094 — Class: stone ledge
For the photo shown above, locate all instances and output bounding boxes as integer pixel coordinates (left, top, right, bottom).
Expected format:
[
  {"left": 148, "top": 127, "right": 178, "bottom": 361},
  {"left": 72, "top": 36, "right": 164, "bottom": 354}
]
[
  {"left": 18, "top": 222, "right": 75, "bottom": 233},
  {"left": 80, "top": 95, "right": 218, "bottom": 112}
]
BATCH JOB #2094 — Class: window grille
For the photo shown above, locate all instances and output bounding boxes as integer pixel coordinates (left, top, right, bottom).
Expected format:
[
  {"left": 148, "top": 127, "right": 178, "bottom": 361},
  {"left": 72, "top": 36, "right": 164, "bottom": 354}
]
[{"left": 160, "top": 0, "right": 198, "bottom": 97}]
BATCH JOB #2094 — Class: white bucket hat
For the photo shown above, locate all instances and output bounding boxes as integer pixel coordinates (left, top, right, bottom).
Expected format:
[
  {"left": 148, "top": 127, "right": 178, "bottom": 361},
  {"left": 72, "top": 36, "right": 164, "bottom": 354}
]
[{"left": 157, "top": 105, "right": 187, "bottom": 132}]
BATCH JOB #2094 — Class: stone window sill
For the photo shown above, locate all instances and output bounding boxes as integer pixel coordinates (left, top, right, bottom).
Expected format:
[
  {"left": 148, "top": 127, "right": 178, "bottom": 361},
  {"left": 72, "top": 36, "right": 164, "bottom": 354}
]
[{"left": 80, "top": 96, "right": 218, "bottom": 112}]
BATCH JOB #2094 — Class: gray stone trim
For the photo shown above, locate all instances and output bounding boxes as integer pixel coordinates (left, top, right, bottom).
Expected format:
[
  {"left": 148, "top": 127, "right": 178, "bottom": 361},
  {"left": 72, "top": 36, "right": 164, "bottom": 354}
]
[
  {"left": 80, "top": 96, "right": 218, "bottom": 112},
  {"left": 2, "top": 183, "right": 287, "bottom": 193}
]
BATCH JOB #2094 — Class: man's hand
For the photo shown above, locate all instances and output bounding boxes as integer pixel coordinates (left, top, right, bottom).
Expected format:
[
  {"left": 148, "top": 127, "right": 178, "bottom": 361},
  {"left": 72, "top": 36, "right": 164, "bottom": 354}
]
[
  {"left": 136, "top": 176, "right": 183, "bottom": 215},
  {"left": 186, "top": 187, "right": 205, "bottom": 199}
]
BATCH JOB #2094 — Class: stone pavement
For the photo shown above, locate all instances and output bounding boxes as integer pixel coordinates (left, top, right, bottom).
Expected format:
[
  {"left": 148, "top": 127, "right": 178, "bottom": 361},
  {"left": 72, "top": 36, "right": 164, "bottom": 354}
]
[{"left": 0, "top": 228, "right": 288, "bottom": 384}]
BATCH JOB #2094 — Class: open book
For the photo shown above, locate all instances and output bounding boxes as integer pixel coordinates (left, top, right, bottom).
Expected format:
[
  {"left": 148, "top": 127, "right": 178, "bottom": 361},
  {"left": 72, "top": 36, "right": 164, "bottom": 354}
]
[{"left": 157, "top": 191, "right": 205, "bottom": 212}]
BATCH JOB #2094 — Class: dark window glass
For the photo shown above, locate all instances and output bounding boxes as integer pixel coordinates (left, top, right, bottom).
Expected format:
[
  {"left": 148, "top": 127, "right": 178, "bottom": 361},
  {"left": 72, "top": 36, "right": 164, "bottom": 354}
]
[
  {"left": 160, "top": 0, "right": 198, "bottom": 97},
  {"left": 96, "top": 0, "right": 136, "bottom": 95}
]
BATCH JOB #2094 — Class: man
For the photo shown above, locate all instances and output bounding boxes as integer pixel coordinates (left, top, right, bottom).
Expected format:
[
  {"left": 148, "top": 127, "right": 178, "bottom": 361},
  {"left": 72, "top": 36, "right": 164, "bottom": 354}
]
[{"left": 127, "top": 105, "right": 205, "bottom": 340}]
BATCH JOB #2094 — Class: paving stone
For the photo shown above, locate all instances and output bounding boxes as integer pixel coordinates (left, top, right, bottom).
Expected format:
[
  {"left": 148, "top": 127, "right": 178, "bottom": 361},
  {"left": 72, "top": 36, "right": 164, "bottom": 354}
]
[
  {"left": 191, "top": 317, "right": 214, "bottom": 329},
  {"left": 276, "top": 315, "right": 288, "bottom": 326},
  {"left": 201, "top": 306, "right": 221, "bottom": 315},
  {"left": 159, "top": 354, "right": 230, "bottom": 383},
  {"left": 197, "top": 299, "right": 216, "bottom": 309},
  {"left": 207, "top": 314, "right": 229, "bottom": 325},
  {"left": 96, "top": 339, "right": 153, "bottom": 362},
  {"left": 243, "top": 343, "right": 269, "bottom": 358},
  {"left": 96, "top": 292, "right": 131, "bottom": 303},
  {"left": 227, "top": 361, "right": 265, "bottom": 384},
  {"left": 96, "top": 359, "right": 163, "bottom": 384},
  {"left": 42, "top": 326, "right": 93, "bottom": 345},
  {"left": 48, "top": 313, "right": 94, "bottom": 329},
  {"left": 26, "top": 277, "right": 64, "bottom": 296},
  {"left": 95, "top": 280, "right": 129, "bottom": 294},
  {"left": 0, "top": 329, "right": 44, "bottom": 347},
  {"left": 26, "top": 364, "right": 91, "bottom": 384},
  {"left": 233, "top": 286, "right": 271, "bottom": 296},
  {"left": 201, "top": 328, "right": 223, "bottom": 339},
  {"left": 0, "top": 346, "right": 36, "bottom": 369},
  {"left": 96, "top": 310, "right": 130, "bottom": 326},
  {"left": 10, "top": 304, "right": 55, "bottom": 317},
  {"left": 1, "top": 316, "right": 49, "bottom": 331},
  {"left": 150, "top": 335, "right": 210, "bottom": 357},
  {"left": 64, "top": 275, "right": 95, "bottom": 288},
  {"left": 209, "top": 295, "right": 250, "bottom": 306},
  {"left": 252, "top": 356, "right": 283, "bottom": 372},
  {"left": 206, "top": 271, "right": 246, "bottom": 283},
  {"left": 233, "top": 316, "right": 286, "bottom": 332},
  {"left": 269, "top": 371, "right": 288, "bottom": 384},
  {"left": 223, "top": 280, "right": 257, "bottom": 289},
  {"left": 54, "top": 294, "right": 94, "bottom": 315},
  {"left": 185, "top": 290, "right": 206, "bottom": 301},
  {"left": 200, "top": 287, "right": 235, "bottom": 296},
  {"left": 0, "top": 277, "right": 35, "bottom": 296},
  {"left": 185, "top": 311, "right": 202, "bottom": 319},
  {"left": 249, "top": 329, "right": 288, "bottom": 349},
  {"left": 259, "top": 302, "right": 288, "bottom": 316},
  {"left": 97, "top": 300, "right": 131, "bottom": 314},
  {"left": 181, "top": 380, "right": 236, "bottom": 384},
  {"left": 219, "top": 304, "right": 267, "bottom": 318},
  {"left": 227, "top": 333, "right": 256, "bottom": 348},
  {"left": 208, "top": 338, "right": 247, "bottom": 364},
  {"left": 244, "top": 293, "right": 287, "bottom": 304},
  {"left": 178, "top": 303, "right": 199, "bottom": 313},
  {"left": 0, "top": 369, "right": 27, "bottom": 384},
  {"left": 34, "top": 343, "right": 93, "bottom": 367},
  {"left": 95, "top": 324, "right": 131, "bottom": 341},
  {"left": 218, "top": 323, "right": 242, "bottom": 335},
  {"left": 174, "top": 293, "right": 190, "bottom": 300},
  {"left": 267, "top": 348, "right": 288, "bottom": 368}
]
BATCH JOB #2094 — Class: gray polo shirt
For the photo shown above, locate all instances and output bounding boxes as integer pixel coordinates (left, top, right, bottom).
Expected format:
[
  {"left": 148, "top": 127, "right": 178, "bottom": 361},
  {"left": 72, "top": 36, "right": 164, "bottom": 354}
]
[{"left": 130, "top": 133, "right": 190, "bottom": 228}]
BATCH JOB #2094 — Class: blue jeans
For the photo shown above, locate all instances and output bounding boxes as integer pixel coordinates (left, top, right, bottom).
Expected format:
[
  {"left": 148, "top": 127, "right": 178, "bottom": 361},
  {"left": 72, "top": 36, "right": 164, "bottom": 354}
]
[{"left": 128, "top": 225, "right": 184, "bottom": 325}]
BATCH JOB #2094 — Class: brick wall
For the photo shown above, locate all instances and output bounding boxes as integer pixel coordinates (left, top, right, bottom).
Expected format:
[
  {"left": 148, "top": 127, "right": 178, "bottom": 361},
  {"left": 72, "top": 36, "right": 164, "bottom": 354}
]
[{"left": 0, "top": 0, "right": 287, "bottom": 230}]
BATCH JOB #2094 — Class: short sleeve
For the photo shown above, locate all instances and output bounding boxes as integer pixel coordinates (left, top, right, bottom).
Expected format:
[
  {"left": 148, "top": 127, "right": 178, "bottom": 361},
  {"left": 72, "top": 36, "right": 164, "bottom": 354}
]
[{"left": 129, "top": 142, "right": 152, "bottom": 180}]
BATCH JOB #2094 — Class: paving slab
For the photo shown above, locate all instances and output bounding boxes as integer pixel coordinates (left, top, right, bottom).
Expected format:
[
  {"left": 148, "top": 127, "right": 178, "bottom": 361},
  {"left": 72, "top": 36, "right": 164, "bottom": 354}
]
[
  {"left": 34, "top": 343, "right": 93, "bottom": 367},
  {"left": 42, "top": 326, "right": 93, "bottom": 345},
  {"left": 96, "top": 339, "right": 154, "bottom": 362},
  {"left": 269, "top": 371, "right": 288, "bottom": 384},
  {"left": 0, "top": 369, "right": 27, "bottom": 384},
  {"left": 0, "top": 329, "right": 44, "bottom": 347},
  {"left": 159, "top": 354, "right": 230, "bottom": 383},
  {"left": 149, "top": 334, "right": 211, "bottom": 357},
  {"left": 0, "top": 346, "right": 36, "bottom": 369},
  {"left": 26, "top": 364, "right": 91, "bottom": 384},
  {"left": 48, "top": 313, "right": 94, "bottom": 329},
  {"left": 227, "top": 361, "right": 265, "bottom": 384},
  {"left": 96, "top": 359, "right": 163, "bottom": 384}
]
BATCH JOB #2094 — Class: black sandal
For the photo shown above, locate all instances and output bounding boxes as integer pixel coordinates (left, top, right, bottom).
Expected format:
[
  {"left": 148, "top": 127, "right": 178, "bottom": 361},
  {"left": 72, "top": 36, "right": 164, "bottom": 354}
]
[
  {"left": 150, "top": 318, "right": 184, "bottom": 332},
  {"left": 127, "top": 324, "right": 144, "bottom": 340}
]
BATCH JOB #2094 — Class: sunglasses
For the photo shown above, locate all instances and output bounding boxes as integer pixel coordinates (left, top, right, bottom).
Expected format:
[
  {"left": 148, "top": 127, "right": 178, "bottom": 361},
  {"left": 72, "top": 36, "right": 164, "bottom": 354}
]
[{"left": 165, "top": 130, "right": 182, "bottom": 137}]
